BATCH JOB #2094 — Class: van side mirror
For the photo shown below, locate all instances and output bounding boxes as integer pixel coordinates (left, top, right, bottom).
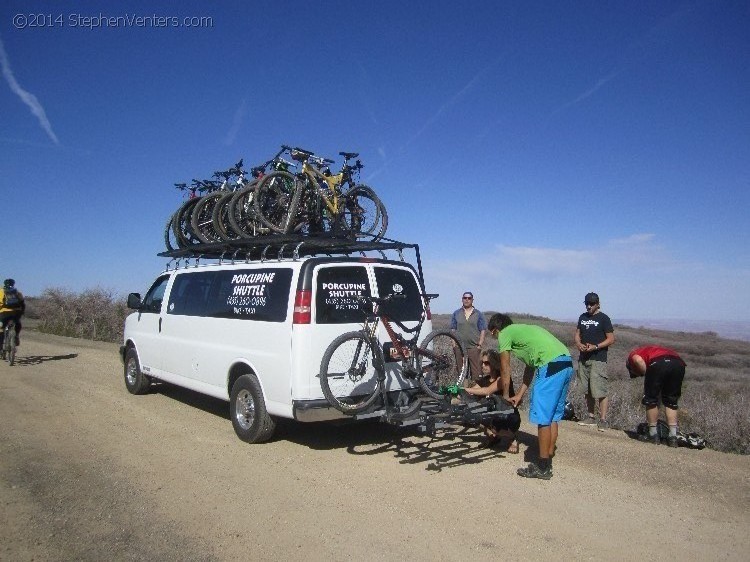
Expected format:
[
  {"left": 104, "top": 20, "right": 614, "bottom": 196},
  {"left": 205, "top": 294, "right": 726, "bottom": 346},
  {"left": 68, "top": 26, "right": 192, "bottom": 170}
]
[{"left": 127, "top": 293, "right": 142, "bottom": 309}]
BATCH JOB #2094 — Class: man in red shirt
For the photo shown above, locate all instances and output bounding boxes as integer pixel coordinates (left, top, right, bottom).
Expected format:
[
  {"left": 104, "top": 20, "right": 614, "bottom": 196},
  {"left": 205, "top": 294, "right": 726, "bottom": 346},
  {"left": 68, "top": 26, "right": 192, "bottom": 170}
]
[{"left": 626, "top": 346, "right": 686, "bottom": 447}]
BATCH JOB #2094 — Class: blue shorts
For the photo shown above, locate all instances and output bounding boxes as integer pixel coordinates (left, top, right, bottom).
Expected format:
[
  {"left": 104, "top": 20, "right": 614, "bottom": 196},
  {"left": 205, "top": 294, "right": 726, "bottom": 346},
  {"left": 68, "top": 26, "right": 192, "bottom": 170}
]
[{"left": 529, "top": 355, "right": 574, "bottom": 426}]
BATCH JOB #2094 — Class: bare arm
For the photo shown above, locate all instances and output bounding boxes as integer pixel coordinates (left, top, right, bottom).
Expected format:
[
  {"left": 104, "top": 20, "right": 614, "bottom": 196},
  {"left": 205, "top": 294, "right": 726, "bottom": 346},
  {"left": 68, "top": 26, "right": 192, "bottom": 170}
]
[{"left": 509, "top": 365, "right": 534, "bottom": 406}]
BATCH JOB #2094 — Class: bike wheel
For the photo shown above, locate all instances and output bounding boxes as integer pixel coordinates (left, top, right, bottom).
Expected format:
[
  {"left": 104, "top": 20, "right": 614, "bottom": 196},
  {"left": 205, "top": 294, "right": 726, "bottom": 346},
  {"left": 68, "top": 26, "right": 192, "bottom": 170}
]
[
  {"left": 211, "top": 191, "right": 240, "bottom": 241},
  {"left": 191, "top": 192, "right": 225, "bottom": 243},
  {"left": 417, "top": 330, "right": 467, "bottom": 399},
  {"left": 253, "top": 171, "right": 300, "bottom": 233},
  {"left": 344, "top": 185, "right": 388, "bottom": 241},
  {"left": 320, "top": 332, "right": 383, "bottom": 414},
  {"left": 6, "top": 323, "right": 16, "bottom": 366},
  {"left": 228, "top": 180, "right": 262, "bottom": 238},
  {"left": 172, "top": 199, "right": 202, "bottom": 247},
  {"left": 164, "top": 215, "right": 179, "bottom": 251}
]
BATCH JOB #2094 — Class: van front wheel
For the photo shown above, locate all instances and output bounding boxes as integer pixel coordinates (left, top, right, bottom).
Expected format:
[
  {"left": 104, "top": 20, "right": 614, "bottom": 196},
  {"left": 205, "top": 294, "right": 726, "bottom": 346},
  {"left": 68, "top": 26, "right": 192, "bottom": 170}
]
[{"left": 230, "top": 374, "right": 276, "bottom": 443}]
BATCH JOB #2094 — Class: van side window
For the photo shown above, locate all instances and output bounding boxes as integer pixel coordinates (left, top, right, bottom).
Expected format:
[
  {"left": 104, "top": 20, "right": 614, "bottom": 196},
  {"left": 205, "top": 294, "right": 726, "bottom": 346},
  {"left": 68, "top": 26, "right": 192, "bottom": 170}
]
[
  {"left": 141, "top": 275, "right": 169, "bottom": 313},
  {"left": 373, "top": 267, "right": 423, "bottom": 322},
  {"left": 207, "top": 268, "right": 292, "bottom": 322},
  {"left": 315, "top": 266, "right": 370, "bottom": 324},
  {"left": 167, "top": 272, "right": 212, "bottom": 316}
]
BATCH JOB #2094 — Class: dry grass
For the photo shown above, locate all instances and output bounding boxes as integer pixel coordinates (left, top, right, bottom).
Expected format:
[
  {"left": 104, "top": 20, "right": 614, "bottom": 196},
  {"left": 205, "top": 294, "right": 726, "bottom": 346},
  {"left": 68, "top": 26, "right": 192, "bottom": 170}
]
[{"left": 433, "top": 312, "right": 750, "bottom": 454}]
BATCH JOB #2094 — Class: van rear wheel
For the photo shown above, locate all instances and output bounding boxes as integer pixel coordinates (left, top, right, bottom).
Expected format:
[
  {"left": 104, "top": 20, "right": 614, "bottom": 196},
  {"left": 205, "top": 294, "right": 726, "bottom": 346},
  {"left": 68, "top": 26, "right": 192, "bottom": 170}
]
[{"left": 230, "top": 374, "right": 276, "bottom": 443}]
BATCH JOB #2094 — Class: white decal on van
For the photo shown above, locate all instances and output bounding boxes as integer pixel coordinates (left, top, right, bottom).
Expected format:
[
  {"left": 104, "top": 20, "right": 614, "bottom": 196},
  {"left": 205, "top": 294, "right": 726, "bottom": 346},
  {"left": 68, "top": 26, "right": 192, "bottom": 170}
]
[{"left": 392, "top": 284, "right": 404, "bottom": 294}]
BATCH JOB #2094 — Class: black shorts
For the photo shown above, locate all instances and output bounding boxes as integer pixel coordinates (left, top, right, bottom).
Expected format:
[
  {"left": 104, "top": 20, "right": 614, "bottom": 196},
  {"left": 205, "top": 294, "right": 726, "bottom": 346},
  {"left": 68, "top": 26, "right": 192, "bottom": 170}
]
[
  {"left": 642, "top": 356, "right": 685, "bottom": 410},
  {"left": 0, "top": 311, "right": 22, "bottom": 332}
]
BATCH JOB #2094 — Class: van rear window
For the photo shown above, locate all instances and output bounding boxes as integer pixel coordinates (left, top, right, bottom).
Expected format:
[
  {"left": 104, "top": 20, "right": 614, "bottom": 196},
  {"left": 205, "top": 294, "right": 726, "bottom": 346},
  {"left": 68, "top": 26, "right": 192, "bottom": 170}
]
[
  {"left": 315, "top": 266, "right": 370, "bottom": 324},
  {"left": 373, "top": 266, "right": 423, "bottom": 322},
  {"left": 167, "top": 268, "right": 292, "bottom": 322}
]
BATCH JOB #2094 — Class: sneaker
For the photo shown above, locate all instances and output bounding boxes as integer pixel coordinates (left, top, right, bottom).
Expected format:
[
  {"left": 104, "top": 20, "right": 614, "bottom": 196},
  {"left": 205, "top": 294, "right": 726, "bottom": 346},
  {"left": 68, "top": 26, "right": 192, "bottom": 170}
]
[
  {"left": 597, "top": 419, "right": 609, "bottom": 431},
  {"left": 577, "top": 416, "right": 596, "bottom": 427},
  {"left": 638, "top": 433, "right": 660, "bottom": 445},
  {"left": 517, "top": 462, "right": 552, "bottom": 480},
  {"left": 667, "top": 436, "right": 679, "bottom": 448}
]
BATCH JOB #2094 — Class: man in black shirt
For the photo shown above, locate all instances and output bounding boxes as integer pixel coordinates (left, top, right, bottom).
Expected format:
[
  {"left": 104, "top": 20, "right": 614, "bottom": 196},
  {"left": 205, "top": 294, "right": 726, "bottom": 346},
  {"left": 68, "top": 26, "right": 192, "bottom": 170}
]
[{"left": 574, "top": 292, "right": 615, "bottom": 431}]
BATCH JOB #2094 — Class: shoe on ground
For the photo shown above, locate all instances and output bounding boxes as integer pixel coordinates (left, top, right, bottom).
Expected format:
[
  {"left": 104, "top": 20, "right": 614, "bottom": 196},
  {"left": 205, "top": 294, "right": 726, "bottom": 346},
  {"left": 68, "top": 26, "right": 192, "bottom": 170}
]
[
  {"left": 597, "top": 419, "right": 609, "bottom": 431},
  {"left": 14, "top": 337, "right": 20, "bottom": 346},
  {"left": 638, "top": 433, "right": 660, "bottom": 445},
  {"left": 667, "top": 436, "right": 679, "bottom": 448},
  {"left": 517, "top": 462, "right": 552, "bottom": 480},
  {"left": 577, "top": 416, "right": 596, "bottom": 427}
]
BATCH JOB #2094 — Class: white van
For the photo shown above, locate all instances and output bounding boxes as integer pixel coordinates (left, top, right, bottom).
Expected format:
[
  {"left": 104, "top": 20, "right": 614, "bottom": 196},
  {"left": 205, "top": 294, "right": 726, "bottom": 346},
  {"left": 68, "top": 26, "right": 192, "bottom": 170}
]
[{"left": 120, "top": 245, "right": 433, "bottom": 443}]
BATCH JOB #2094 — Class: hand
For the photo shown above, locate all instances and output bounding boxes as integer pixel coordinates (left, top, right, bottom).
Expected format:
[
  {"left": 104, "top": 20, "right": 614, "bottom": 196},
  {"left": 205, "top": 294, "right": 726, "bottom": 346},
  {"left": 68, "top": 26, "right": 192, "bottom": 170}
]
[{"left": 509, "top": 394, "right": 521, "bottom": 407}]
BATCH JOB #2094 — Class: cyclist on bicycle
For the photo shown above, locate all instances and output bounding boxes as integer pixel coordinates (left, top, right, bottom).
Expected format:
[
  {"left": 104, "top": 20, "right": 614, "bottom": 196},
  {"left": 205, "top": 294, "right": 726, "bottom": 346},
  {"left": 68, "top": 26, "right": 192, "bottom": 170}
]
[{"left": 0, "top": 278, "right": 25, "bottom": 348}]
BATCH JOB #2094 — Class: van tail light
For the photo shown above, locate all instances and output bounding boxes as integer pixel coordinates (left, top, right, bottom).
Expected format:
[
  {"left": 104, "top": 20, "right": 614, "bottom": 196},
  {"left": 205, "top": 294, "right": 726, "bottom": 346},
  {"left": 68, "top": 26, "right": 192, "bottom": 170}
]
[
  {"left": 424, "top": 298, "right": 432, "bottom": 320},
  {"left": 293, "top": 290, "right": 312, "bottom": 324}
]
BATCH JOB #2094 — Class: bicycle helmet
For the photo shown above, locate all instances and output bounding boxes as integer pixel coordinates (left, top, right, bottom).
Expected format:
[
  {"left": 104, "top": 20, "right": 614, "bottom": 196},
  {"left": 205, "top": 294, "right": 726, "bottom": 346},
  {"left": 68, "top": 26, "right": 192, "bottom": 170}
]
[{"left": 3, "top": 279, "right": 14, "bottom": 288}]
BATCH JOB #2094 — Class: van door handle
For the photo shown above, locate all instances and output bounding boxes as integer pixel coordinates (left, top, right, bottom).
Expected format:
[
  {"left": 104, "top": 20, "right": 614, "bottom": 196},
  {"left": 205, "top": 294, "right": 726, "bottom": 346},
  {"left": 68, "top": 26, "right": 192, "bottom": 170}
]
[{"left": 159, "top": 318, "right": 162, "bottom": 333}]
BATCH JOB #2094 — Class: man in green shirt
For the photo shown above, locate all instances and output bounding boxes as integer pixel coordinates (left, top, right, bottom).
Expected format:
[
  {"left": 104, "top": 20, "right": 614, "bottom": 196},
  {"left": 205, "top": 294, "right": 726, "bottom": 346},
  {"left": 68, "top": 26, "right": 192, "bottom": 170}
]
[{"left": 465, "top": 313, "right": 573, "bottom": 480}]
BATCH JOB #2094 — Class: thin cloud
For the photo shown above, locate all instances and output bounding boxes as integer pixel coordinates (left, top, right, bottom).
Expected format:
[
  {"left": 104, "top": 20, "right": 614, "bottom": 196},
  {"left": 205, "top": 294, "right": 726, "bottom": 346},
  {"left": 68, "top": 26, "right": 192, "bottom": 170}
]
[
  {"left": 0, "top": 35, "right": 59, "bottom": 145},
  {"left": 224, "top": 99, "right": 248, "bottom": 146},
  {"left": 496, "top": 245, "right": 592, "bottom": 275},
  {"left": 609, "top": 233, "right": 655, "bottom": 245},
  {"left": 555, "top": 69, "right": 621, "bottom": 113}
]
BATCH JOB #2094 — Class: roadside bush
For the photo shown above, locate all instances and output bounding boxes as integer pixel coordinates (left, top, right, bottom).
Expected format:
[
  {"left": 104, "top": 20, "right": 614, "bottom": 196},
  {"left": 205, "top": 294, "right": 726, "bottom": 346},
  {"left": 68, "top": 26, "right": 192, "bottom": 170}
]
[{"left": 36, "top": 287, "right": 128, "bottom": 343}]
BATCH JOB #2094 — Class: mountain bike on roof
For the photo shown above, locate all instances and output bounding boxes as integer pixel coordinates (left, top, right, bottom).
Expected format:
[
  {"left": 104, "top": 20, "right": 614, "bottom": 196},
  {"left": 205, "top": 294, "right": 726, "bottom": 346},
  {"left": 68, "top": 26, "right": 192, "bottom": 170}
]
[
  {"left": 190, "top": 160, "right": 250, "bottom": 244},
  {"left": 167, "top": 179, "right": 217, "bottom": 250},
  {"left": 226, "top": 147, "right": 295, "bottom": 239},
  {"left": 253, "top": 146, "right": 388, "bottom": 240},
  {"left": 319, "top": 293, "right": 467, "bottom": 416}
]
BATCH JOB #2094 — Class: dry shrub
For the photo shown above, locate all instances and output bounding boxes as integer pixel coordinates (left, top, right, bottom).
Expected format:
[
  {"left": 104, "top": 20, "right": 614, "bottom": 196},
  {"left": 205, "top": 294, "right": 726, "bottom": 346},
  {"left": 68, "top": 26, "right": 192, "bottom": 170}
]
[{"left": 36, "top": 287, "right": 128, "bottom": 343}]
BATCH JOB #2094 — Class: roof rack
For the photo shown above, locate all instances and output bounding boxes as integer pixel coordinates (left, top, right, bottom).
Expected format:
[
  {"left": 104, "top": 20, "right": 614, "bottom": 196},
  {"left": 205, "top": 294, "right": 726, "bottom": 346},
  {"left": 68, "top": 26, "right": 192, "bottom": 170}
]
[{"left": 158, "top": 235, "right": 425, "bottom": 288}]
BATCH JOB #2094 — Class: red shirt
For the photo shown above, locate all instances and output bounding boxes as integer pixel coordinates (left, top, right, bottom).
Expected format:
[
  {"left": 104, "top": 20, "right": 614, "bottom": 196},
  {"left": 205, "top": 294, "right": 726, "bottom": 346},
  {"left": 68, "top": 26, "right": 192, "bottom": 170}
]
[{"left": 628, "top": 345, "right": 685, "bottom": 367}]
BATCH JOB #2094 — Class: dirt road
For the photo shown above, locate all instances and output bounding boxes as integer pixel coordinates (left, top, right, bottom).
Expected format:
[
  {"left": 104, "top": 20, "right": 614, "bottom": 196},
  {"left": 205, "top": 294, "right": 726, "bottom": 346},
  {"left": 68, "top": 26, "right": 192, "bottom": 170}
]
[{"left": 1, "top": 330, "right": 748, "bottom": 561}]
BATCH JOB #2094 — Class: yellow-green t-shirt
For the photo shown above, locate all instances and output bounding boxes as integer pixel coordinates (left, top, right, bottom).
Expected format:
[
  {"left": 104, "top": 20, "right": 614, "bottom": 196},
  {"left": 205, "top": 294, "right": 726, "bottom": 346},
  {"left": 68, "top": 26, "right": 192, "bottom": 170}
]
[{"left": 497, "top": 324, "right": 569, "bottom": 368}]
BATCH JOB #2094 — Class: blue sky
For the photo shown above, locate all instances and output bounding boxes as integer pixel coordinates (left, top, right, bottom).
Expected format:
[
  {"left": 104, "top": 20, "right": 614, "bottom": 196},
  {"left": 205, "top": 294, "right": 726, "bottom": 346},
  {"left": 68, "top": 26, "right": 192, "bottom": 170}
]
[{"left": 2, "top": 1, "right": 749, "bottom": 324}]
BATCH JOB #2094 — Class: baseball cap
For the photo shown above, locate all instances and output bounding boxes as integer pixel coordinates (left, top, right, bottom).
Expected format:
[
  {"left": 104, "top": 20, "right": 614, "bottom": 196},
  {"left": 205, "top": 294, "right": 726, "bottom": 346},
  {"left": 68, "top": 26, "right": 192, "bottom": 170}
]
[{"left": 584, "top": 292, "right": 599, "bottom": 305}]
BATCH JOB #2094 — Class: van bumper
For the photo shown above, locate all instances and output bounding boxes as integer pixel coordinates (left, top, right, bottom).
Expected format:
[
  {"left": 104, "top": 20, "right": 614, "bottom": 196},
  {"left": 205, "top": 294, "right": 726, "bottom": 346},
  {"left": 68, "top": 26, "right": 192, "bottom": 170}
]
[
  {"left": 293, "top": 400, "right": 352, "bottom": 422},
  {"left": 292, "top": 388, "right": 421, "bottom": 422}
]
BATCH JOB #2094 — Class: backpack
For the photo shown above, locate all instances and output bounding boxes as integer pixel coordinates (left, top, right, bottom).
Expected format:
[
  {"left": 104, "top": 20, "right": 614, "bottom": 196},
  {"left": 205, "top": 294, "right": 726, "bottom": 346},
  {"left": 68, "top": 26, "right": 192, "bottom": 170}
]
[
  {"left": 2, "top": 287, "right": 21, "bottom": 309},
  {"left": 636, "top": 421, "right": 706, "bottom": 449}
]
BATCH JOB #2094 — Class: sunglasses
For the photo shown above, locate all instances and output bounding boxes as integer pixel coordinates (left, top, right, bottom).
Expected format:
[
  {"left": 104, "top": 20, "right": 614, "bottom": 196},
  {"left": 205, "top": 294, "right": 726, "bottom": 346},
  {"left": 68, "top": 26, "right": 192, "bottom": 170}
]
[
  {"left": 462, "top": 296, "right": 473, "bottom": 300},
  {"left": 585, "top": 302, "right": 597, "bottom": 307},
  {"left": 481, "top": 360, "right": 490, "bottom": 366}
]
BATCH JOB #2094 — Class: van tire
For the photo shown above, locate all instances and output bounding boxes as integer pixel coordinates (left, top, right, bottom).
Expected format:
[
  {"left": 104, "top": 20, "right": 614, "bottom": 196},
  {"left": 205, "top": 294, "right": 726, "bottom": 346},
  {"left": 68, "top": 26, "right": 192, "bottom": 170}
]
[
  {"left": 230, "top": 374, "right": 276, "bottom": 443},
  {"left": 124, "top": 348, "right": 151, "bottom": 395}
]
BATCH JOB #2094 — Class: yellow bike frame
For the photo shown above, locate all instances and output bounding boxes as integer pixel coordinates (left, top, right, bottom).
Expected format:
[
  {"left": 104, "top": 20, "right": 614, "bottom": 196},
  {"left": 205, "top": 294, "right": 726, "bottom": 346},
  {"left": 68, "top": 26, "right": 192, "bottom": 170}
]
[{"left": 300, "top": 161, "right": 346, "bottom": 216}]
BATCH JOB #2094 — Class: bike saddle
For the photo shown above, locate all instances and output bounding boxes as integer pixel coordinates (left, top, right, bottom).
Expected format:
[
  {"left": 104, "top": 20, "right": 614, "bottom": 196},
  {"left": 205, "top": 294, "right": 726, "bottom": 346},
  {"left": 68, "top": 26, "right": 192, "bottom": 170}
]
[
  {"left": 291, "top": 149, "right": 311, "bottom": 162},
  {"left": 339, "top": 151, "right": 359, "bottom": 159}
]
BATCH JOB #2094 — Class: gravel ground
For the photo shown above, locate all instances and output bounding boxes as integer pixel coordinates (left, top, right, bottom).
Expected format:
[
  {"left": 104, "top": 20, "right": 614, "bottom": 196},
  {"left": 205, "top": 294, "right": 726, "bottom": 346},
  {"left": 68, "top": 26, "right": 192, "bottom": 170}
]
[{"left": 1, "top": 330, "right": 748, "bottom": 561}]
